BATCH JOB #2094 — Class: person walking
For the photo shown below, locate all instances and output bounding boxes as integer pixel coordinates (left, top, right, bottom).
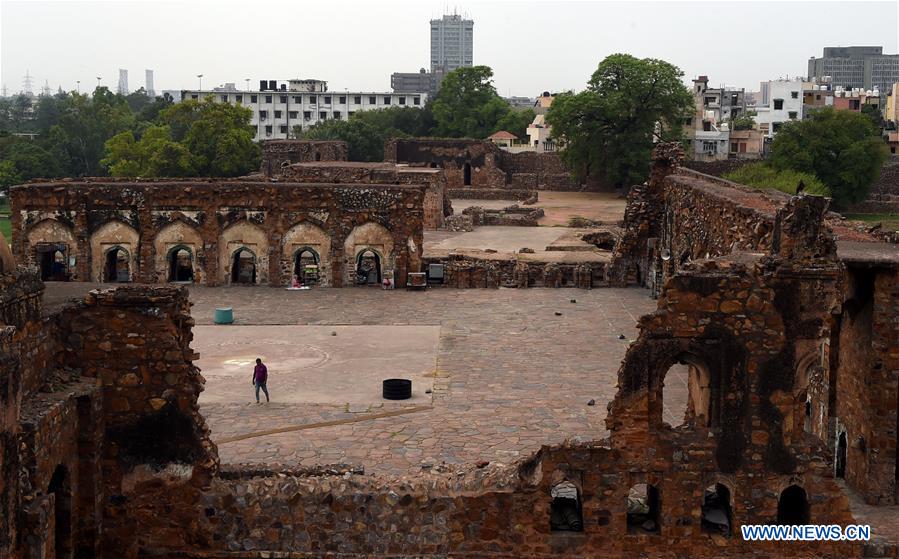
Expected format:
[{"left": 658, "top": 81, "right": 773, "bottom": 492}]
[{"left": 252, "top": 358, "right": 270, "bottom": 403}]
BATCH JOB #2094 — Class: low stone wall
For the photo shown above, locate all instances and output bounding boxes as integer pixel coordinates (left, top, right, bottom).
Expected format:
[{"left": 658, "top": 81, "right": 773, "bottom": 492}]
[
  {"left": 447, "top": 187, "right": 536, "bottom": 201},
  {"left": 461, "top": 205, "right": 545, "bottom": 226},
  {"left": 682, "top": 158, "right": 754, "bottom": 178},
  {"left": 423, "top": 254, "right": 603, "bottom": 289}
]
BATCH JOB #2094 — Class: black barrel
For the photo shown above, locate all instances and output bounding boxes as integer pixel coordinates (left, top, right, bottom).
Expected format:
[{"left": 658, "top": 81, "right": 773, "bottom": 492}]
[{"left": 382, "top": 378, "right": 412, "bottom": 400}]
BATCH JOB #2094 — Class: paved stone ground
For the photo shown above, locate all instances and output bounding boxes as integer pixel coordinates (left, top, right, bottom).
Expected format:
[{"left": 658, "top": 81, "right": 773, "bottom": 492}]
[
  {"left": 452, "top": 191, "right": 627, "bottom": 226},
  {"left": 185, "top": 286, "right": 658, "bottom": 474}
]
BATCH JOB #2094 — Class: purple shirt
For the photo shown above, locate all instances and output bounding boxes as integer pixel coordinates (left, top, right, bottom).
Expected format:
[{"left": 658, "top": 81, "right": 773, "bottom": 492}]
[{"left": 253, "top": 364, "right": 268, "bottom": 384}]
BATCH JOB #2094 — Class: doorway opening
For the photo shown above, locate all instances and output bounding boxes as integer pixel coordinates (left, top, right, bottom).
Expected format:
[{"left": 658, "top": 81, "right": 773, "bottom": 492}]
[
  {"left": 777, "top": 485, "right": 810, "bottom": 525},
  {"left": 231, "top": 248, "right": 256, "bottom": 284},
  {"left": 463, "top": 162, "right": 472, "bottom": 186},
  {"left": 293, "top": 248, "right": 320, "bottom": 286},
  {"left": 168, "top": 246, "right": 193, "bottom": 282},
  {"left": 39, "top": 247, "right": 67, "bottom": 281},
  {"left": 104, "top": 246, "right": 131, "bottom": 282},
  {"left": 701, "top": 483, "right": 732, "bottom": 535},
  {"left": 48, "top": 465, "right": 72, "bottom": 555},
  {"left": 355, "top": 249, "right": 381, "bottom": 285},
  {"left": 836, "top": 431, "right": 847, "bottom": 479}
]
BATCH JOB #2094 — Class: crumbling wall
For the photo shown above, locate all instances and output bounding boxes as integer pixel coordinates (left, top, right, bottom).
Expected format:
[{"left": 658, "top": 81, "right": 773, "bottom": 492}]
[
  {"left": 12, "top": 180, "right": 426, "bottom": 288},
  {"left": 260, "top": 140, "right": 347, "bottom": 177},
  {"left": 386, "top": 138, "right": 586, "bottom": 192},
  {"left": 278, "top": 162, "right": 448, "bottom": 229}
]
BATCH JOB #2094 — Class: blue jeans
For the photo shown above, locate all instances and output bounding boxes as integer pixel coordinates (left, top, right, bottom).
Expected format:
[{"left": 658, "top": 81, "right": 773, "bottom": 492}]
[{"left": 255, "top": 382, "right": 269, "bottom": 402}]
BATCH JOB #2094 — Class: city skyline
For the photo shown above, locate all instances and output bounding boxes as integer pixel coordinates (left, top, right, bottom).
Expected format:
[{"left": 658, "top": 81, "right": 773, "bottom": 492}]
[{"left": 2, "top": 0, "right": 898, "bottom": 97}]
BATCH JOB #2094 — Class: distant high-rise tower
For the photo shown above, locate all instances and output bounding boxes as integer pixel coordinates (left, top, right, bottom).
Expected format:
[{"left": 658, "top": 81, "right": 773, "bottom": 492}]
[
  {"left": 41, "top": 79, "right": 51, "bottom": 97},
  {"left": 145, "top": 69, "right": 155, "bottom": 97},
  {"left": 430, "top": 13, "right": 473, "bottom": 74},
  {"left": 22, "top": 70, "right": 34, "bottom": 95},
  {"left": 117, "top": 69, "right": 129, "bottom": 95}
]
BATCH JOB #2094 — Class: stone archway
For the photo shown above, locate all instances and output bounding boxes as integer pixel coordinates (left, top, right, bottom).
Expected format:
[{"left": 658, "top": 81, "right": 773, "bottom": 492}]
[
  {"left": 90, "top": 220, "right": 139, "bottom": 282},
  {"left": 344, "top": 222, "right": 394, "bottom": 287},
  {"left": 219, "top": 221, "right": 269, "bottom": 285},
  {"left": 154, "top": 221, "right": 205, "bottom": 284},
  {"left": 26, "top": 219, "right": 76, "bottom": 281},
  {"left": 282, "top": 222, "right": 331, "bottom": 287}
]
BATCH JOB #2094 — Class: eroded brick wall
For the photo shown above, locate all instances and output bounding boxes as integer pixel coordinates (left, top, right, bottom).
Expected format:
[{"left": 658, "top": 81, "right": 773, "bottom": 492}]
[
  {"left": 277, "top": 162, "right": 448, "bottom": 229},
  {"left": 259, "top": 140, "right": 347, "bottom": 177},
  {"left": 11, "top": 180, "right": 426, "bottom": 288}
]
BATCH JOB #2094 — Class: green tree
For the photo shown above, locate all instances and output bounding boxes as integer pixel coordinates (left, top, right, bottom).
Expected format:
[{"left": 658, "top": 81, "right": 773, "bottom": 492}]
[
  {"left": 495, "top": 108, "right": 535, "bottom": 140},
  {"left": 546, "top": 53, "right": 693, "bottom": 188},
  {"left": 769, "top": 107, "right": 887, "bottom": 207},
  {"left": 730, "top": 112, "right": 756, "bottom": 131},
  {"left": 431, "top": 66, "right": 523, "bottom": 138},
  {"left": 158, "top": 97, "right": 259, "bottom": 176},
  {"left": 101, "top": 125, "right": 194, "bottom": 177}
]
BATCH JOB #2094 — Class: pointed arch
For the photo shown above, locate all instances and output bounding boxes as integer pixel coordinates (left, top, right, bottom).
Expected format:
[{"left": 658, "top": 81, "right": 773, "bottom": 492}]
[
  {"left": 154, "top": 221, "right": 205, "bottom": 284},
  {"left": 219, "top": 220, "right": 269, "bottom": 285},
  {"left": 26, "top": 219, "right": 76, "bottom": 281},
  {"left": 90, "top": 220, "right": 139, "bottom": 282},
  {"left": 282, "top": 221, "right": 332, "bottom": 286},
  {"left": 344, "top": 222, "right": 394, "bottom": 286}
]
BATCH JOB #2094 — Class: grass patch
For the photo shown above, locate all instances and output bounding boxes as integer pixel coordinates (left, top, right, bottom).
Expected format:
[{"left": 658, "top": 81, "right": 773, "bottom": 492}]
[
  {"left": 841, "top": 213, "right": 899, "bottom": 232},
  {"left": 723, "top": 163, "right": 830, "bottom": 197},
  {"left": 0, "top": 217, "right": 10, "bottom": 240}
]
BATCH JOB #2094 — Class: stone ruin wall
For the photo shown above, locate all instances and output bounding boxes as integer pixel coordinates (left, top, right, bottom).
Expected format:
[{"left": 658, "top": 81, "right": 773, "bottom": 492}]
[
  {"left": 0, "top": 270, "right": 215, "bottom": 558},
  {"left": 613, "top": 143, "right": 899, "bottom": 508},
  {"left": 277, "top": 163, "right": 450, "bottom": 230},
  {"left": 11, "top": 179, "right": 425, "bottom": 288},
  {"left": 259, "top": 140, "right": 347, "bottom": 177},
  {"left": 385, "top": 138, "right": 585, "bottom": 192},
  {"left": 421, "top": 254, "right": 602, "bottom": 289}
]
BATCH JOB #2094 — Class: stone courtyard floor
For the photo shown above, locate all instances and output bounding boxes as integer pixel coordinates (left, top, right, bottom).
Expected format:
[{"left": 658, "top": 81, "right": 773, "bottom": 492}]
[{"left": 186, "top": 287, "right": 659, "bottom": 475}]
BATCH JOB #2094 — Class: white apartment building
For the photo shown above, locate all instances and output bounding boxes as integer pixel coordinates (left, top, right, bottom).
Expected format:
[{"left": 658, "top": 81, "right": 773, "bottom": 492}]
[
  {"left": 754, "top": 78, "right": 808, "bottom": 139},
  {"left": 182, "top": 79, "right": 426, "bottom": 141}
]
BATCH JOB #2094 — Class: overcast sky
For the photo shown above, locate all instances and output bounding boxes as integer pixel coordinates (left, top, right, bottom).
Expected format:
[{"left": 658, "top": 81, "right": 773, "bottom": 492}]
[{"left": 2, "top": 0, "right": 897, "bottom": 97}]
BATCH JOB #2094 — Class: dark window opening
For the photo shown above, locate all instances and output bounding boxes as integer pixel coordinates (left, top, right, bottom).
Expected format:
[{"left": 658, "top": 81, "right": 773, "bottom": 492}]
[
  {"left": 292, "top": 96, "right": 302, "bottom": 103},
  {"left": 289, "top": 111, "right": 298, "bottom": 119},
  {"left": 308, "top": 95, "right": 317, "bottom": 104},
  {"left": 354, "top": 96, "right": 361, "bottom": 104},
  {"left": 773, "top": 99, "right": 784, "bottom": 110},
  {"left": 702, "top": 120, "right": 712, "bottom": 132},
  {"left": 293, "top": 248, "right": 320, "bottom": 286},
  {"left": 413, "top": 97, "right": 421, "bottom": 105},
  {"left": 315, "top": 152, "right": 322, "bottom": 161},
  {"left": 280, "top": 125, "right": 288, "bottom": 134},
  {"left": 168, "top": 246, "right": 193, "bottom": 282},
  {"left": 463, "top": 162, "right": 472, "bottom": 186},
  {"left": 48, "top": 465, "right": 72, "bottom": 556},
  {"left": 383, "top": 96, "right": 391, "bottom": 105},
  {"left": 355, "top": 249, "right": 381, "bottom": 285},
  {"left": 788, "top": 111, "right": 797, "bottom": 120},
  {"left": 303, "top": 111, "right": 311, "bottom": 120},
  {"left": 264, "top": 125, "right": 272, "bottom": 134},
  {"left": 220, "top": 94, "right": 228, "bottom": 102},
  {"left": 324, "top": 96, "right": 331, "bottom": 104},
  {"left": 235, "top": 94, "right": 243, "bottom": 103},
  {"left": 231, "top": 248, "right": 256, "bottom": 284},
  {"left": 333, "top": 111, "right": 341, "bottom": 119},
  {"left": 550, "top": 481, "right": 583, "bottom": 532},
  {"left": 627, "top": 483, "right": 660, "bottom": 534},
  {"left": 836, "top": 432, "right": 847, "bottom": 478},
  {"left": 319, "top": 111, "right": 327, "bottom": 120},
  {"left": 250, "top": 95, "right": 258, "bottom": 103},
  {"left": 701, "top": 483, "right": 732, "bottom": 536},
  {"left": 777, "top": 485, "right": 810, "bottom": 525},
  {"left": 791, "top": 91, "right": 799, "bottom": 99},
  {"left": 399, "top": 96, "right": 406, "bottom": 105},
  {"left": 279, "top": 95, "right": 287, "bottom": 103},
  {"left": 265, "top": 95, "right": 272, "bottom": 103},
  {"left": 339, "top": 96, "right": 346, "bottom": 104},
  {"left": 259, "top": 110, "right": 268, "bottom": 119},
  {"left": 104, "top": 247, "right": 130, "bottom": 283},
  {"left": 106, "top": 404, "right": 205, "bottom": 469},
  {"left": 369, "top": 96, "right": 376, "bottom": 104},
  {"left": 274, "top": 110, "right": 282, "bottom": 118}
]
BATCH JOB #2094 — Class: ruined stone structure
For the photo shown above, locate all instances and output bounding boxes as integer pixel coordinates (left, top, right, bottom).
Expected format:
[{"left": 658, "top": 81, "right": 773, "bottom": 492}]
[
  {"left": 385, "top": 138, "right": 586, "bottom": 193},
  {"left": 2, "top": 143, "right": 898, "bottom": 557},
  {"left": 11, "top": 179, "right": 424, "bottom": 288},
  {"left": 276, "top": 161, "right": 451, "bottom": 230},
  {"left": 259, "top": 139, "right": 347, "bottom": 177}
]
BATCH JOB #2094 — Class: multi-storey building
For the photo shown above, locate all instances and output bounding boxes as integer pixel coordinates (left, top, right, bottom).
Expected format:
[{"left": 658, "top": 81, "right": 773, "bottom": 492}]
[
  {"left": 807, "top": 46, "right": 899, "bottom": 93},
  {"left": 683, "top": 76, "right": 747, "bottom": 160},
  {"left": 182, "top": 79, "right": 426, "bottom": 141},
  {"left": 430, "top": 14, "right": 473, "bottom": 74},
  {"left": 754, "top": 78, "right": 807, "bottom": 139}
]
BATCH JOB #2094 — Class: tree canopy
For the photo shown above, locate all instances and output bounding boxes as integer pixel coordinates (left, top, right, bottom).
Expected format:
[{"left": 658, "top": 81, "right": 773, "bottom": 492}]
[
  {"left": 768, "top": 107, "right": 887, "bottom": 207},
  {"left": 431, "top": 66, "right": 533, "bottom": 139},
  {"left": 546, "top": 54, "right": 693, "bottom": 188}
]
